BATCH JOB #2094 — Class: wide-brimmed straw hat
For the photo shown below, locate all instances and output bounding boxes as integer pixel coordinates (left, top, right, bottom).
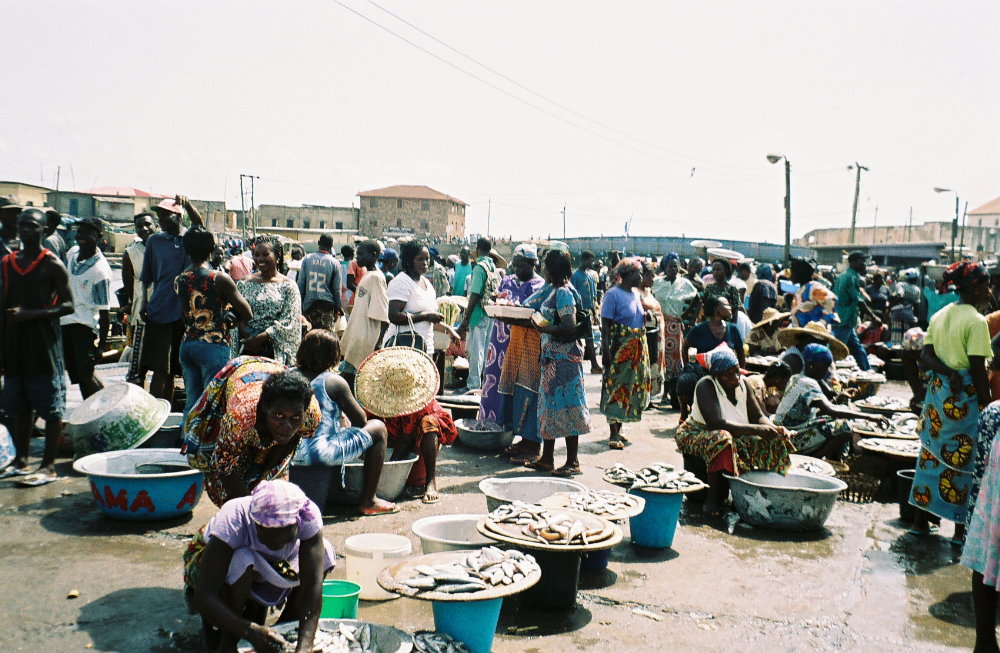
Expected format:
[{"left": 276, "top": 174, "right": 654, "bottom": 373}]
[
  {"left": 753, "top": 307, "right": 790, "bottom": 330},
  {"left": 776, "top": 321, "right": 849, "bottom": 361},
  {"left": 354, "top": 346, "right": 439, "bottom": 418}
]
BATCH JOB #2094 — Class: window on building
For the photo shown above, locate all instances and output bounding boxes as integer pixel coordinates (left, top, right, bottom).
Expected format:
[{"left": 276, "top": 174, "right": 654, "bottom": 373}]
[
  {"left": 397, "top": 199, "right": 403, "bottom": 208},
  {"left": 286, "top": 219, "right": 294, "bottom": 228},
  {"left": 370, "top": 198, "right": 378, "bottom": 208},
  {"left": 397, "top": 218, "right": 403, "bottom": 228},
  {"left": 421, "top": 220, "right": 430, "bottom": 231},
  {"left": 303, "top": 219, "right": 311, "bottom": 229},
  {"left": 335, "top": 221, "right": 343, "bottom": 230},
  {"left": 319, "top": 221, "right": 325, "bottom": 229},
  {"left": 271, "top": 219, "right": 278, "bottom": 227},
  {"left": 421, "top": 200, "right": 430, "bottom": 211},
  {"left": 25, "top": 201, "right": 34, "bottom": 206},
  {"left": 69, "top": 198, "right": 79, "bottom": 215}
]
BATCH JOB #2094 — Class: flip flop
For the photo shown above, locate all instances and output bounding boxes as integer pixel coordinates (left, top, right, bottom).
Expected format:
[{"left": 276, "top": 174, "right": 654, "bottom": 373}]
[
  {"left": 527, "top": 460, "right": 555, "bottom": 473},
  {"left": 16, "top": 472, "right": 57, "bottom": 487},
  {"left": 0, "top": 466, "right": 30, "bottom": 479},
  {"left": 906, "top": 525, "right": 940, "bottom": 536},
  {"left": 510, "top": 455, "right": 541, "bottom": 466},
  {"left": 552, "top": 465, "right": 582, "bottom": 477},
  {"left": 421, "top": 494, "right": 440, "bottom": 505},
  {"left": 359, "top": 503, "right": 399, "bottom": 516},
  {"left": 608, "top": 439, "right": 625, "bottom": 450}
]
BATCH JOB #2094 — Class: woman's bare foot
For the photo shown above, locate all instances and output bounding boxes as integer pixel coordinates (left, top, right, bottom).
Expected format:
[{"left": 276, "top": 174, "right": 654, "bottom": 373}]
[{"left": 422, "top": 480, "right": 440, "bottom": 504}]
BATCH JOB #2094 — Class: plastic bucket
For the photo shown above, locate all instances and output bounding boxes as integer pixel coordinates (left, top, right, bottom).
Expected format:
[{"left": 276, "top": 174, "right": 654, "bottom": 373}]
[
  {"left": 320, "top": 580, "right": 361, "bottom": 618},
  {"left": 580, "top": 548, "right": 612, "bottom": 571},
  {"left": 519, "top": 549, "right": 581, "bottom": 610},
  {"left": 343, "top": 533, "right": 412, "bottom": 601},
  {"left": 628, "top": 488, "right": 683, "bottom": 548},
  {"left": 432, "top": 597, "right": 502, "bottom": 653}
]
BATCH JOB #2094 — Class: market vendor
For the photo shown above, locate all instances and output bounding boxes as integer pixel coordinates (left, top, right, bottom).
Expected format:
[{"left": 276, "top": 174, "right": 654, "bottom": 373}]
[
  {"left": 675, "top": 349, "right": 795, "bottom": 516},
  {"left": 291, "top": 330, "right": 398, "bottom": 516},
  {"left": 773, "top": 344, "right": 885, "bottom": 462},
  {"left": 676, "top": 295, "right": 745, "bottom": 421},
  {"left": 775, "top": 320, "right": 848, "bottom": 375},
  {"left": 745, "top": 360, "right": 793, "bottom": 416},
  {"left": 184, "top": 480, "right": 334, "bottom": 653},
  {"left": 746, "top": 307, "right": 789, "bottom": 356},
  {"left": 183, "top": 358, "right": 321, "bottom": 507},
  {"left": 354, "top": 346, "right": 457, "bottom": 504}
]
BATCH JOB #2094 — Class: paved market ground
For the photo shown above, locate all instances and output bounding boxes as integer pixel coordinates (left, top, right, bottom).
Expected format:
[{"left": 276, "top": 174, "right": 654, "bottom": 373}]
[{"left": 0, "top": 377, "right": 980, "bottom": 652}]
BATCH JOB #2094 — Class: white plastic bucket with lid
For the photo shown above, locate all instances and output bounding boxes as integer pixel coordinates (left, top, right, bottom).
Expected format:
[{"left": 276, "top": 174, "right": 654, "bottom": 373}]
[{"left": 343, "top": 533, "right": 413, "bottom": 601}]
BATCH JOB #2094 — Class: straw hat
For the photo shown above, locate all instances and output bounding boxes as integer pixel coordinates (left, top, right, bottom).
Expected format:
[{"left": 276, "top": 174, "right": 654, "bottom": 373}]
[
  {"left": 354, "top": 346, "right": 439, "bottom": 418},
  {"left": 776, "top": 321, "right": 850, "bottom": 361},
  {"left": 753, "top": 307, "right": 790, "bottom": 330}
]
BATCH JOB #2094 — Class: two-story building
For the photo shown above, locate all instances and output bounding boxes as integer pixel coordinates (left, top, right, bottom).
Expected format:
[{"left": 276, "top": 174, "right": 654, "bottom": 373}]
[{"left": 357, "top": 185, "right": 467, "bottom": 240}]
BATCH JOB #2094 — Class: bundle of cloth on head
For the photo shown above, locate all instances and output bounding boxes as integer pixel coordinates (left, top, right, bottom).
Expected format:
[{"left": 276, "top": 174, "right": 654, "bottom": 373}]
[
  {"left": 756, "top": 262, "right": 775, "bottom": 282},
  {"left": 380, "top": 247, "right": 398, "bottom": 262},
  {"left": 943, "top": 260, "right": 988, "bottom": 291},
  {"left": 513, "top": 243, "right": 538, "bottom": 261}
]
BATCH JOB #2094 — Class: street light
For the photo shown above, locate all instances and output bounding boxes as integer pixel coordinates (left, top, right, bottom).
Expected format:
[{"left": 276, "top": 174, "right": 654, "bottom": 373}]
[
  {"left": 934, "top": 187, "right": 960, "bottom": 261},
  {"left": 767, "top": 153, "right": 791, "bottom": 265}
]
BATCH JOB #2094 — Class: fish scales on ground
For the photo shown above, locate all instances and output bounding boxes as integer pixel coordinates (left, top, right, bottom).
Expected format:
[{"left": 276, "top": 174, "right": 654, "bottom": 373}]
[{"left": 399, "top": 547, "right": 539, "bottom": 594}]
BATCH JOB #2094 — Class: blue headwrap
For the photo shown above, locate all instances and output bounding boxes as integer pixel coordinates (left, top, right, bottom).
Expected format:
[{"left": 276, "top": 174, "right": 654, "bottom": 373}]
[
  {"left": 427, "top": 246, "right": 440, "bottom": 257},
  {"left": 802, "top": 343, "right": 834, "bottom": 364},
  {"left": 709, "top": 349, "right": 740, "bottom": 375},
  {"left": 756, "top": 263, "right": 775, "bottom": 282},
  {"left": 664, "top": 252, "right": 680, "bottom": 265},
  {"left": 380, "top": 247, "right": 398, "bottom": 262}
]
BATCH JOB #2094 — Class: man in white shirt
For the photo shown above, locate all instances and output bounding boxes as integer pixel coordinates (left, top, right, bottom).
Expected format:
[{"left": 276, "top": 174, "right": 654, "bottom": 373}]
[
  {"left": 61, "top": 216, "right": 112, "bottom": 398},
  {"left": 339, "top": 240, "right": 389, "bottom": 389}
]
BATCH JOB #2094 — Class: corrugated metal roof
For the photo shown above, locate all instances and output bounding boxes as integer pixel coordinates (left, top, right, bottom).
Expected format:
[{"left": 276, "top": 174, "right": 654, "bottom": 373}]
[{"left": 357, "top": 185, "right": 467, "bottom": 206}]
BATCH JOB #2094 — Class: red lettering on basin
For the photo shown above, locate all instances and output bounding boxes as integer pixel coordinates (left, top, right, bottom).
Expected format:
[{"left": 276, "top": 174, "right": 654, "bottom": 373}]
[
  {"left": 104, "top": 486, "right": 129, "bottom": 510},
  {"left": 129, "top": 490, "right": 155, "bottom": 513},
  {"left": 90, "top": 481, "right": 104, "bottom": 507},
  {"left": 176, "top": 482, "right": 198, "bottom": 510}
]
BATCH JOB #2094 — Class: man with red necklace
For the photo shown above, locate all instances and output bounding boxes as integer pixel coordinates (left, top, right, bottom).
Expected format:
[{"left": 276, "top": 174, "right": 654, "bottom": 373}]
[{"left": 0, "top": 208, "right": 74, "bottom": 485}]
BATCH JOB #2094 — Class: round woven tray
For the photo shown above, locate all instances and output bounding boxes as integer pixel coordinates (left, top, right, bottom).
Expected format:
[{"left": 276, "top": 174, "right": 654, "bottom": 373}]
[
  {"left": 853, "top": 402, "right": 914, "bottom": 416},
  {"left": 856, "top": 437, "right": 920, "bottom": 460},
  {"left": 853, "top": 426, "right": 919, "bottom": 440},
  {"left": 476, "top": 516, "right": 623, "bottom": 552},
  {"left": 377, "top": 550, "right": 540, "bottom": 603},
  {"left": 538, "top": 491, "right": 646, "bottom": 520}
]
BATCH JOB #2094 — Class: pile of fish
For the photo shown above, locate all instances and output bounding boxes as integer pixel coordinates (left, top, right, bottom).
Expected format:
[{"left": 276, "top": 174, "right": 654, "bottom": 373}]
[
  {"left": 793, "top": 459, "right": 830, "bottom": 475},
  {"left": 603, "top": 462, "right": 703, "bottom": 491},
  {"left": 460, "top": 419, "right": 504, "bottom": 432},
  {"left": 398, "top": 547, "right": 538, "bottom": 594},
  {"left": 565, "top": 489, "right": 637, "bottom": 517},
  {"left": 857, "top": 396, "right": 911, "bottom": 411},
  {"left": 890, "top": 413, "right": 919, "bottom": 437},
  {"left": 859, "top": 437, "right": 921, "bottom": 457},
  {"left": 488, "top": 501, "right": 605, "bottom": 545},
  {"left": 412, "top": 632, "right": 471, "bottom": 653},
  {"left": 279, "top": 622, "right": 375, "bottom": 653}
]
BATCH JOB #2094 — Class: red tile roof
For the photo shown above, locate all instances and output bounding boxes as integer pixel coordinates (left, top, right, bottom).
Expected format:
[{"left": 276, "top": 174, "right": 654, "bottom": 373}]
[
  {"left": 81, "top": 186, "right": 171, "bottom": 199},
  {"left": 357, "top": 185, "right": 467, "bottom": 206},
  {"left": 969, "top": 195, "right": 1000, "bottom": 216}
]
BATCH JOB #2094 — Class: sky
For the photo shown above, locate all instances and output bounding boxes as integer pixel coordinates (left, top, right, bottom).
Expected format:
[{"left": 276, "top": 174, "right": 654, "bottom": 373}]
[{"left": 2, "top": 0, "right": 998, "bottom": 244}]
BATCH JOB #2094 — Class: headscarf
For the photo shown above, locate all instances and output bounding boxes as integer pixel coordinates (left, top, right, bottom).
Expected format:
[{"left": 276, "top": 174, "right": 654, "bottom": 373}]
[
  {"left": 756, "top": 263, "right": 775, "bottom": 282},
  {"left": 615, "top": 257, "right": 642, "bottom": 278},
  {"left": 513, "top": 243, "right": 538, "bottom": 261},
  {"left": 902, "top": 268, "right": 920, "bottom": 281},
  {"left": 943, "top": 260, "right": 988, "bottom": 290},
  {"left": 547, "top": 240, "right": 570, "bottom": 253},
  {"left": 664, "top": 252, "right": 680, "bottom": 265},
  {"left": 447, "top": 254, "right": 460, "bottom": 264},
  {"left": 427, "top": 246, "right": 440, "bottom": 258},
  {"left": 802, "top": 343, "right": 834, "bottom": 364},
  {"left": 380, "top": 247, "right": 398, "bottom": 262},
  {"left": 249, "top": 480, "right": 308, "bottom": 528},
  {"left": 709, "top": 348, "right": 740, "bottom": 375}
]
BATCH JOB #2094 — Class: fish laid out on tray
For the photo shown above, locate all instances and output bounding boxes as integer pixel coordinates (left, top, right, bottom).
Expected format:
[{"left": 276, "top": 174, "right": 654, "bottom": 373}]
[
  {"left": 488, "top": 501, "right": 605, "bottom": 545},
  {"left": 259, "top": 622, "right": 375, "bottom": 653},
  {"left": 793, "top": 459, "right": 831, "bottom": 475},
  {"left": 399, "top": 546, "right": 539, "bottom": 594},
  {"left": 413, "top": 632, "right": 471, "bottom": 653},
  {"left": 858, "top": 437, "right": 921, "bottom": 457},
  {"left": 855, "top": 396, "right": 912, "bottom": 412},
  {"left": 602, "top": 462, "right": 703, "bottom": 491},
  {"left": 564, "top": 489, "right": 640, "bottom": 517}
]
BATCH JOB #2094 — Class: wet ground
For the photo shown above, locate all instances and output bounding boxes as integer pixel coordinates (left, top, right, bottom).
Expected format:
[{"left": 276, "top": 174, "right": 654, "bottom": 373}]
[{"left": 0, "top": 377, "right": 980, "bottom": 652}]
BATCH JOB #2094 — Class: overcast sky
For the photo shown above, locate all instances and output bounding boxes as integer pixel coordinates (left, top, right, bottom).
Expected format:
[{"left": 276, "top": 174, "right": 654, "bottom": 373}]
[{"left": 2, "top": 1, "right": 997, "bottom": 243}]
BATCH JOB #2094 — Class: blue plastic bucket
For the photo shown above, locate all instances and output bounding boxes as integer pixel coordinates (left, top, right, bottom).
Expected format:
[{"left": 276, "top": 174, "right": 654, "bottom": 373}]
[
  {"left": 320, "top": 580, "right": 361, "bottom": 618},
  {"left": 628, "top": 488, "right": 683, "bottom": 548},
  {"left": 581, "top": 548, "right": 612, "bottom": 571},
  {"left": 432, "top": 597, "right": 502, "bottom": 653}
]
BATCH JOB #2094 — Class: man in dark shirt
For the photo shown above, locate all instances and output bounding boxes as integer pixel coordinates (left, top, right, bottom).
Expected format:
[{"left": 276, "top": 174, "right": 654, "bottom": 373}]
[{"left": 0, "top": 208, "right": 74, "bottom": 483}]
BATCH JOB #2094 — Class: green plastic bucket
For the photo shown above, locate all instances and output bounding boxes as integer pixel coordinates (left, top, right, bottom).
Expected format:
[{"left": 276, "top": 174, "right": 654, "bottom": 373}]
[{"left": 320, "top": 580, "right": 361, "bottom": 618}]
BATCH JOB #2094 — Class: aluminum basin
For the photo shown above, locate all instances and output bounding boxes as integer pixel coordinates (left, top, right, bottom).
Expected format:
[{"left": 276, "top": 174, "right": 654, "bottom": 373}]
[{"left": 725, "top": 471, "right": 847, "bottom": 531}]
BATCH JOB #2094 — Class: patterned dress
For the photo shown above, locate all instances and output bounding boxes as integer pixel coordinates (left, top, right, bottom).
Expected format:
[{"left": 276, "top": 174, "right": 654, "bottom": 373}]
[
  {"left": 961, "top": 413, "right": 1000, "bottom": 584},
  {"left": 641, "top": 288, "right": 666, "bottom": 398},
  {"left": 233, "top": 277, "right": 302, "bottom": 365},
  {"left": 528, "top": 284, "right": 591, "bottom": 440},
  {"left": 478, "top": 273, "right": 544, "bottom": 422},
  {"left": 182, "top": 357, "right": 321, "bottom": 507},
  {"left": 791, "top": 280, "right": 839, "bottom": 327},
  {"left": 380, "top": 400, "right": 457, "bottom": 487}
]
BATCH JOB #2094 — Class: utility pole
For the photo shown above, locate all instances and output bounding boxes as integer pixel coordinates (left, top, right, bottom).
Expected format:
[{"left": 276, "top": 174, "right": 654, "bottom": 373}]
[
  {"left": 239, "top": 173, "right": 259, "bottom": 240},
  {"left": 562, "top": 203, "right": 566, "bottom": 240},
  {"left": 784, "top": 159, "right": 791, "bottom": 266},
  {"left": 959, "top": 200, "right": 969, "bottom": 256},
  {"left": 55, "top": 165, "right": 61, "bottom": 191},
  {"left": 908, "top": 207, "right": 913, "bottom": 242},
  {"left": 249, "top": 175, "right": 257, "bottom": 240},
  {"left": 873, "top": 205, "right": 878, "bottom": 242},
  {"left": 848, "top": 163, "right": 868, "bottom": 244},
  {"left": 239, "top": 175, "right": 247, "bottom": 240},
  {"left": 952, "top": 195, "right": 959, "bottom": 261}
]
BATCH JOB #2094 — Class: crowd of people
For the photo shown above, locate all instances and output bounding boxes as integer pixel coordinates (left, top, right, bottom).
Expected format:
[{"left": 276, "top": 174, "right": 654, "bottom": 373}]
[{"left": 2, "top": 192, "right": 1000, "bottom": 651}]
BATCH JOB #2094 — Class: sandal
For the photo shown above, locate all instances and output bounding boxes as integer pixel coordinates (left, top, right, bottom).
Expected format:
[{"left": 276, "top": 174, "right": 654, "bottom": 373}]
[
  {"left": 552, "top": 464, "right": 582, "bottom": 477},
  {"left": 509, "top": 454, "right": 541, "bottom": 466},
  {"left": 527, "top": 460, "right": 555, "bottom": 473},
  {"left": 421, "top": 493, "right": 440, "bottom": 505},
  {"left": 0, "top": 465, "right": 30, "bottom": 479},
  {"left": 608, "top": 439, "right": 625, "bottom": 450},
  {"left": 359, "top": 502, "right": 399, "bottom": 516}
]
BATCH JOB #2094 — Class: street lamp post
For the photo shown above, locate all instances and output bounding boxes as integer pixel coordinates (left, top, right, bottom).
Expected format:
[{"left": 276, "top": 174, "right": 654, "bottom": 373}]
[
  {"left": 934, "top": 187, "right": 959, "bottom": 261},
  {"left": 767, "top": 153, "right": 791, "bottom": 266}
]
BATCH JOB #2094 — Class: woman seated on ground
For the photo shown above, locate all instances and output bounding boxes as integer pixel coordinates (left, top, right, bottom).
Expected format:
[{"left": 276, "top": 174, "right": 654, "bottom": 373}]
[
  {"left": 353, "top": 346, "right": 457, "bottom": 505},
  {"left": 185, "top": 480, "right": 334, "bottom": 653},
  {"left": 676, "top": 295, "right": 745, "bottom": 421},
  {"left": 745, "top": 360, "right": 793, "bottom": 416},
  {"left": 675, "top": 350, "right": 795, "bottom": 516},
  {"left": 772, "top": 344, "right": 884, "bottom": 461},
  {"left": 184, "top": 358, "right": 321, "bottom": 507},
  {"left": 746, "top": 308, "right": 789, "bottom": 356},
  {"left": 775, "top": 320, "right": 845, "bottom": 376},
  {"left": 291, "top": 330, "right": 397, "bottom": 516}
]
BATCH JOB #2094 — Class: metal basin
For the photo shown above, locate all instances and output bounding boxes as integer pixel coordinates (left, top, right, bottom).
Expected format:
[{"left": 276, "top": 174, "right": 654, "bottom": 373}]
[
  {"left": 138, "top": 412, "right": 183, "bottom": 449},
  {"left": 479, "top": 476, "right": 588, "bottom": 512},
  {"left": 725, "top": 471, "right": 847, "bottom": 531},
  {"left": 324, "top": 452, "right": 419, "bottom": 504},
  {"left": 454, "top": 418, "right": 516, "bottom": 453}
]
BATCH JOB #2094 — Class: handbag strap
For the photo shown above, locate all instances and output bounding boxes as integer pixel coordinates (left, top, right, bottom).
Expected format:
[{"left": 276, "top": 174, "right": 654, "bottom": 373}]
[{"left": 403, "top": 312, "right": 420, "bottom": 351}]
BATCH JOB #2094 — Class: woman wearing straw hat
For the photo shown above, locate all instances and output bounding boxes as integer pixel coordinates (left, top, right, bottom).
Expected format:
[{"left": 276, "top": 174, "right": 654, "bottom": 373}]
[
  {"left": 775, "top": 320, "right": 849, "bottom": 376},
  {"left": 184, "top": 479, "right": 334, "bottom": 653},
  {"left": 747, "top": 308, "right": 790, "bottom": 356},
  {"left": 354, "top": 345, "right": 457, "bottom": 504},
  {"left": 676, "top": 349, "right": 794, "bottom": 516}
]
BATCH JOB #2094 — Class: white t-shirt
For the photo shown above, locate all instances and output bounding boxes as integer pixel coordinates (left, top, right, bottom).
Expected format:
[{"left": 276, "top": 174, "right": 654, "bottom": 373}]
[
  {"left": 342, "top": 270, "right": 390, "bottom": 368},
  {"left": 383, "top": 272, "right": 437, "bottom": 354},
  {"left": 61, "top": 246, "right": 113, "bottom": 332}
]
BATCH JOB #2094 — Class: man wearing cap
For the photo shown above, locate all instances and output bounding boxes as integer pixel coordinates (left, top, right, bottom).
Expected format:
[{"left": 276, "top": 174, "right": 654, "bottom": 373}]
[
  {"left": 0, "top": 208, "right": 74, "bottom": 483},
  {"left": 451, "top": 246, "right": 473, "bottom": 296},
  {"left": 140, "top": 195, "right": 204, "bottom": 401},
  {"left": 832, "top": 252, "right": 878, "bottom": 371},
  {"left": 61, "top": 216, "right": 113, "bottom": 399},
  {"left": 457, "top": 237, "right": 498, "bottom": 391},
  {"left": 297, "top": 234, "right": 342, "bottom": 331}
]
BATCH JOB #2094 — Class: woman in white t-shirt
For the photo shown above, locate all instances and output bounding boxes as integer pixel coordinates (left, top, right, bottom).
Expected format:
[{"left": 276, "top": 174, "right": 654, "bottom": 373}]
[{"left": 384, "top": 241, "right": 460, "bottom": 355}]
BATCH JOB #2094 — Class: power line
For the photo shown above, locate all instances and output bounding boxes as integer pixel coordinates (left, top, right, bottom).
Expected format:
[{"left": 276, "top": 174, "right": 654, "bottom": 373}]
[{"left": 365, "top": 0, "right": 757, "bottom": 175}]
